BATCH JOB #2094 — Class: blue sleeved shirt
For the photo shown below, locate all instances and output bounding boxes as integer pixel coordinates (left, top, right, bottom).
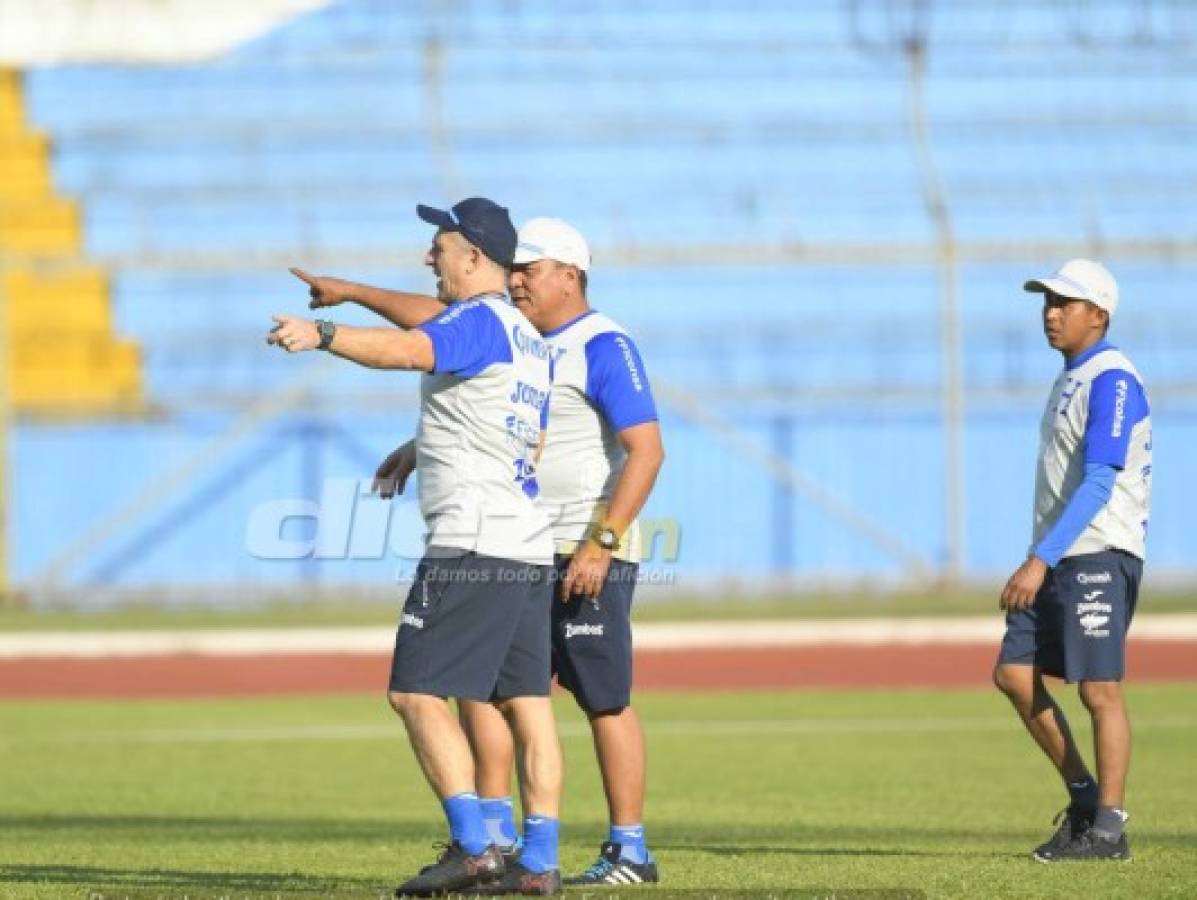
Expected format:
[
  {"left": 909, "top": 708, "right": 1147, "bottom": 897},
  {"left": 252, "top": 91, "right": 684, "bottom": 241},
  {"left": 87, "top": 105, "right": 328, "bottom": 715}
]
[
  {"left": 535, "top": 310, "right": 659, "bottom": 554},
  {"left": 417, "top": 294, "right": 512, "bottom": 377},
  {"left": 1031, "top": 340, "right": 1153, "bottom": 564},
  {"left": 583, "top": 330, "right": 659, "bottom": 431}
]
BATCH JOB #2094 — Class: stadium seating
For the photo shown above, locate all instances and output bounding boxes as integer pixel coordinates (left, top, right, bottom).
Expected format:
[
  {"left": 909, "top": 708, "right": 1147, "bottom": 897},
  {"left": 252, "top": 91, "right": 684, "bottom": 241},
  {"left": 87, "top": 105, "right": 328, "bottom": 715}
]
[
  {"left": 7, "top": 1, "right": 1196, "bottom": 590},
  {"left": 0, "top": 69, "right": 143, "bottom": 414}
]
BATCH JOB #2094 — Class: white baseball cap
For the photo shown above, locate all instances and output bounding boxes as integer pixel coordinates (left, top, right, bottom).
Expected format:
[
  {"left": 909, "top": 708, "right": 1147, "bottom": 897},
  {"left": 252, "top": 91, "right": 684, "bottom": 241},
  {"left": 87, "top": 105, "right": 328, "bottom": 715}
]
[
  {"left": 1023, "top": 258, "right": 1119, "bottom": 316},
  {"left": 513, "top": 217, "right": 591, "bottom": 271}
]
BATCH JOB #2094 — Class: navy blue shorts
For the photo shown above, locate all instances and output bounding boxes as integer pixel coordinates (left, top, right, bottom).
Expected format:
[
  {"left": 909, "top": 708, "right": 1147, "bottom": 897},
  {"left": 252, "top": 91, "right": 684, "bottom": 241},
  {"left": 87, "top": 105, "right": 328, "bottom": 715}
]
[
  {"left": 998, "top": 549, "right": 1142, "bottom": 683},
  {"left": 389, "top": 550, "right": 552, "bottom": 702},
  {"left": 551, "top": 555, "right": 638, "bottom": 714}
]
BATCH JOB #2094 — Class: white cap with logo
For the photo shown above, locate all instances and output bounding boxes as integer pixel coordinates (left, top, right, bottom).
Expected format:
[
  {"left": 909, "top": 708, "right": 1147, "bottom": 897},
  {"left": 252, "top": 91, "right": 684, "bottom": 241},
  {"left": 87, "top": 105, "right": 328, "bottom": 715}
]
[
  {"left": 1023, "top": 258, "right": 1119, "bottom": 316},
  {"left": 513, "top": 217, "right": 591, "bottom": 272}
]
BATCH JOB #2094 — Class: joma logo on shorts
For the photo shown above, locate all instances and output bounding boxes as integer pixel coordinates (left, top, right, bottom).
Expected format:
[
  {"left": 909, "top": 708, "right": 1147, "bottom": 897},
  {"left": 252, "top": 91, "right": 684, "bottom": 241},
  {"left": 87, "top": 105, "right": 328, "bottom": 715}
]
[
  {"left": 402, "top": 612, "right": 425, "bottom": 630},
  {"left": 1076, "top": 571, "right": 1112, "bottom": 585},
  {"left": 1077, "top": 601, "right": 1112, "bottom": 615},
  {"left": 565, "top": 623, "right": 604, "bottom": 639}
]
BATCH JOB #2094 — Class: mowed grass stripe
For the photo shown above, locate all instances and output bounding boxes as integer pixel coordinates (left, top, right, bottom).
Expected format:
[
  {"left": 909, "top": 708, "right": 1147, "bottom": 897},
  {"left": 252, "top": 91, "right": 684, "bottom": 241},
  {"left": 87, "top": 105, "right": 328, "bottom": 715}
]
[{"left": 5, "top": 713, "right": 1197, "bottom": 746}]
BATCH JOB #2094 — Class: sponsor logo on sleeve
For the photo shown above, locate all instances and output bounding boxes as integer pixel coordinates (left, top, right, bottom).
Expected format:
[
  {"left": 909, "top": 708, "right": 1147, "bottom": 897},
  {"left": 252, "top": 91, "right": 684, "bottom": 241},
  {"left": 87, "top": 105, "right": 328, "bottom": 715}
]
[
  {"left": 1112, "top": 378, "right": 1128, "bottom": 437},
  {"left": 435, "top": 300, "right": 480, "bottom": 325},
  {"left": 614, "top": 335, "right": 644, "bottom": 392}
]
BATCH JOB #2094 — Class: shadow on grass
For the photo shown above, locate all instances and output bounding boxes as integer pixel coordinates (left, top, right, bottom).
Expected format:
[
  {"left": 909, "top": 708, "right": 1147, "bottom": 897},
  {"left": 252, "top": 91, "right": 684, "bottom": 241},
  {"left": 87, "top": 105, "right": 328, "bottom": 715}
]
[
  {"left": 0, "top": 812, "right": 426, "bottom": 844},
  {"left": 0, "top": 863, "right": 381, "bottom": 893},
  {"left": 651, "top": 822, "right": 1197, "bottom": 858},
  {"left": 657, "top": 844, "right": 953, "bottom": 859}
]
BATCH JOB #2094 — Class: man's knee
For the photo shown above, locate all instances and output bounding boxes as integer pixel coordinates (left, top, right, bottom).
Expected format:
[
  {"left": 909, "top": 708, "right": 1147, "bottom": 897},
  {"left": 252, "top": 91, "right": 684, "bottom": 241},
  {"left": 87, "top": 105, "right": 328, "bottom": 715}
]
[
  {"left": 586, "top": 704, "right": 629, "bottom": 721},
  {"left": 1079, "top": 679, "right": 1123, "bottom": 712},
  {"left": 495, "top": 695, "right": 556, "bottom": 738},
  {"left": 491, "top": 696, "right": 517, "bottom": 723},
  {"left": 388, "top": 689, "right": 432, "bottom": 718},
  {"left": 993, "top": 663, "right": 1032, "bottom": 698}
]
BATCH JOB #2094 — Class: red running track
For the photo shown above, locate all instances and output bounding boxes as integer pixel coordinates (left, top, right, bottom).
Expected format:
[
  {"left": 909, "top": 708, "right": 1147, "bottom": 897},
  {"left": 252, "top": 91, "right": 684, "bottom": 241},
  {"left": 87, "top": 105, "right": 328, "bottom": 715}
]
[{"left": 1, "top": 640, "right": 1194, "bottom": 699}]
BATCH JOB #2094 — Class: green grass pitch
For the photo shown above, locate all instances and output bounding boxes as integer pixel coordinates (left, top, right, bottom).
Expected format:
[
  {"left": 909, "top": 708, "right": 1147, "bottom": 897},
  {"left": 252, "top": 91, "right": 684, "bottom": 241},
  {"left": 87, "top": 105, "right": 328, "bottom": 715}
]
[{"left": 1, "top": 685, "right": 1195, "bottom": 898}]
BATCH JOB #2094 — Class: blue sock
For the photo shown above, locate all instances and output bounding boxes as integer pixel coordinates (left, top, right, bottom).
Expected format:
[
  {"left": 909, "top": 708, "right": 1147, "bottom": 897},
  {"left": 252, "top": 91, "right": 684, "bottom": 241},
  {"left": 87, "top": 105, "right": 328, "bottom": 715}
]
[
  {"left": 479, "top": 796, "right": 519, "bottom": 848},
  {"left": 519, "top": 816, "right": 559, "bottom": 873},
  {"left": 442, "top": 792, "right": 490, "bottom": 855},
  {"left": 610, "top": 824, "right": 649, "bottom": 864}
]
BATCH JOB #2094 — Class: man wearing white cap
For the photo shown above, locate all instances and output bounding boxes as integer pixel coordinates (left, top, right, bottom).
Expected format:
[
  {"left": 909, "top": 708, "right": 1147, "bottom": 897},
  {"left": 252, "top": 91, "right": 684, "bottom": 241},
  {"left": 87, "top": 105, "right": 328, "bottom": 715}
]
[
  {"left": 992, "top": 259, "right": 1151, "bottom": 863},
  {"left": 460, "top": 218, "right": 665, "bottom": 887}
]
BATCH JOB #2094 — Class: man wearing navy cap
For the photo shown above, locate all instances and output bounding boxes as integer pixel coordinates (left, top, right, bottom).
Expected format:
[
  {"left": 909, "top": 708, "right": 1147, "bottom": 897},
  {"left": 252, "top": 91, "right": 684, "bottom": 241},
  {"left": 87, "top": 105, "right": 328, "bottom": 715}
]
[
  {"left": 269, "top": 197, "right": 564, "bottom": 896},
  {"left": 993, "top": 259, "right": 1151, "bottom": 863}
]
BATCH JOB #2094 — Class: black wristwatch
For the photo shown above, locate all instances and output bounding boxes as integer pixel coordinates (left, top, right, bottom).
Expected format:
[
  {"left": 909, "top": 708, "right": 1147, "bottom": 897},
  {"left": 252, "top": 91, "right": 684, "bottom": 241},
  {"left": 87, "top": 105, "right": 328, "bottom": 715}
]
[
  {"left": 315, "top": 319, "right": 337, "bottom": 350},
  {"left": 592, "top": 526, "right": 620, "bottom": 552}
]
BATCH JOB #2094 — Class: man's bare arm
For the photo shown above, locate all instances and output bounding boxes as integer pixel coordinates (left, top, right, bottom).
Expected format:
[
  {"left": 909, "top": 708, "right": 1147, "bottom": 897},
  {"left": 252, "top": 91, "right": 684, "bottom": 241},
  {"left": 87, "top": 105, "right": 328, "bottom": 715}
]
[
  {"left": 560, "top": 421, "right": 665, "bottom": 600},
  {"left": 374, "top": 439, "right": 418, "bottom": 498},
  {"left": 268, "top": 314, "right": 435, "bottom": 371},
  {"left": 603, "top": 421, "right": 666, "bottom": 537},
  {"left": 291, "top": 267, "right": 446, "bottom": 328}
]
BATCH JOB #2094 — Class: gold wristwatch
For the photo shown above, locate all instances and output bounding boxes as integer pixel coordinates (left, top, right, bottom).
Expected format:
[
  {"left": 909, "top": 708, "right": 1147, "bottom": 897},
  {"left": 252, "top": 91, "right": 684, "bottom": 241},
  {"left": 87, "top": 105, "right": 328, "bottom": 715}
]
[{"left": 592, "top": 526, "right": 620, "bottom": 551}]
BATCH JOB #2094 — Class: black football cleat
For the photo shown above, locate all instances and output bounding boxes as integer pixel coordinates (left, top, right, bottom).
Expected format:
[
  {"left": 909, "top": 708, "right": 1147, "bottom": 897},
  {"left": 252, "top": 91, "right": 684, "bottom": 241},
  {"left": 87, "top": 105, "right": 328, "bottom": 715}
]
[
  {"left": 1032, "top": 804, "right": 1096, "bottom": 862},
  {"left": 395, "top": 842, "right": 504, "bottom": 896},
  {"left": 473, "top": 861, "right": 562, "bottom": 895},
  {"left": 1033, "top": 826, "right": 1131, "bottom": 863}
]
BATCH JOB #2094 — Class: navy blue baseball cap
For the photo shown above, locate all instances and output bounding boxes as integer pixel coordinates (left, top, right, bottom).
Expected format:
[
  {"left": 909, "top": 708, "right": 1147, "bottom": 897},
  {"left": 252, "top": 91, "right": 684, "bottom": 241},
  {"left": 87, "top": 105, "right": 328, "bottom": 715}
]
[{"left": 416, "top": 197, "right": 518, "bottom": 268}]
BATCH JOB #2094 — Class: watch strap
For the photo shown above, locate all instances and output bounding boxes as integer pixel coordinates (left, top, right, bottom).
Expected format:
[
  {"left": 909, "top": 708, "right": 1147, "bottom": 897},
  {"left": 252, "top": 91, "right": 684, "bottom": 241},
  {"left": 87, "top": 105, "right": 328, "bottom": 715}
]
[{"left": 315, "top": 319, "right": 336, "bottom": 350}]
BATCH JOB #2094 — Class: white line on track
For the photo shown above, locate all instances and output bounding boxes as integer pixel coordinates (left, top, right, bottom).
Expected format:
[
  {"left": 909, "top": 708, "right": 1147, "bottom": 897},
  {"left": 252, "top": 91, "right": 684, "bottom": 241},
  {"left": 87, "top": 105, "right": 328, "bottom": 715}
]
[{"left": 3, "top": 614, "right": 1197, "bottom": 659}]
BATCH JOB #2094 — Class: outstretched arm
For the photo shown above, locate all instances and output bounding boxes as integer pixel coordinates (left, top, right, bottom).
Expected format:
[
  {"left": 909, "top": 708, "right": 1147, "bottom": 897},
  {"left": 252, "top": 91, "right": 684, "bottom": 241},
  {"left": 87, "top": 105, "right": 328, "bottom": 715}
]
[
  {"left": 291, "top": 267, "right": 446, "bottom": 328},
  {"left": 267, "top": 314, "right": 435, "bottom": 371}
]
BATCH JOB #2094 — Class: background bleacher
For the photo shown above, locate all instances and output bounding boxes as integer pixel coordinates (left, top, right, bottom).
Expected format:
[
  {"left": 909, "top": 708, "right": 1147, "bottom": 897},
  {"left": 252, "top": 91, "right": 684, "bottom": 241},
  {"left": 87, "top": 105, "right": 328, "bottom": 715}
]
[{"left": 8, "top": 0, "right": 1197, "bottom": 600}]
